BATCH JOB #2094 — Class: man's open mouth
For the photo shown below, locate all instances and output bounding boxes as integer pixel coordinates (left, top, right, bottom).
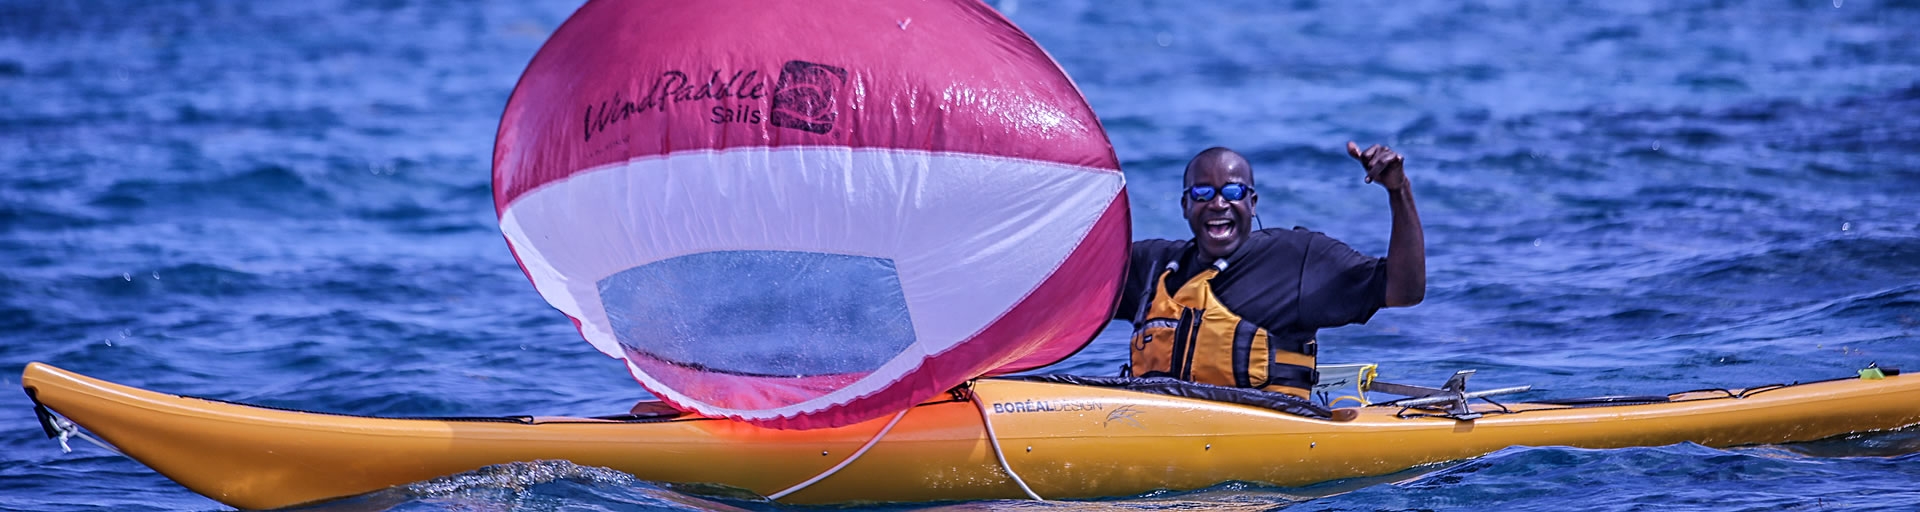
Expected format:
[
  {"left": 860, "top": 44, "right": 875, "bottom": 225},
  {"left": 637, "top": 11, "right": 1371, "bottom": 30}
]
[{"left": 1205, "top": 218, "right": 1234, "bottom": 239}]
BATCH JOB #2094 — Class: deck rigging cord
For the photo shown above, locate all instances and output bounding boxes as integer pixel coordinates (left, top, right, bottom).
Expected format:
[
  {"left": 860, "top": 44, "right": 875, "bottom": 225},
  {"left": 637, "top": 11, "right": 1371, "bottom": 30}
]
[
  {"left": 767, "top": 407, "right": 912, "bottom": 501},
  {"left": 32, "top": 400, "right": 125, "bottom": 457}
]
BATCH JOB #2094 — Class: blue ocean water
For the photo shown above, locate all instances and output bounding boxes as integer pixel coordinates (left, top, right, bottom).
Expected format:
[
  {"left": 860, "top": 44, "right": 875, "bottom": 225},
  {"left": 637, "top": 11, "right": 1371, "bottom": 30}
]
[{"left": 3, "top": 0, "right": 1917, "bottom": 510}]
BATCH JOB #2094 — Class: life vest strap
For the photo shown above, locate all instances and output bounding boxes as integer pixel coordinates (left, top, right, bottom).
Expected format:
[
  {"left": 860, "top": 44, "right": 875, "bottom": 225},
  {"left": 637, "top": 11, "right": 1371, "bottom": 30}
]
[
  {"left": 1267, "top": 364, "right": 1319, "bottom": 391},
  {"left": 1269, "top": 333, "right": 1316, "bottom": 357}
]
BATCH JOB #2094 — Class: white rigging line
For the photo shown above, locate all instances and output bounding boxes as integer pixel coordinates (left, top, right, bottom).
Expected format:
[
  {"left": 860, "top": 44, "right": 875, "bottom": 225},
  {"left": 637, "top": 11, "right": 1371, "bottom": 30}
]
[
  {"left": 44, "top": 412, "right": 126, "bottom": 457},
  {"left": 767, "top": 407, "right": 912, "bottom": 501},
  {"left": 967, "top": 386, "right": 1044, "bottom": 501}
]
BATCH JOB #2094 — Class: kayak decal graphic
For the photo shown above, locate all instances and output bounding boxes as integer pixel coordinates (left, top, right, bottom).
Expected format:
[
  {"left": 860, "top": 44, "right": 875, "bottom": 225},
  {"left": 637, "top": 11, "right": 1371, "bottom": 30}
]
[
  {"left": 991, "top": 399, "right": 1106, "bottom": 414},
  {"left": 1104, "top": 405, "right": 1144, "bottom": 429}
]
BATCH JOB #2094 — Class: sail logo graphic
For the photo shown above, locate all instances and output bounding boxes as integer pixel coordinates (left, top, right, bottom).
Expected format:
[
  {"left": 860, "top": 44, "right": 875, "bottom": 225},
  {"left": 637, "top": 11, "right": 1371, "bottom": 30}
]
[
  {"left": 768, "top": 60, "right": 848, "bottom": 134},
  {"left": 581, "top": 68, "right": 768, "bottom": 142},
  {"left": 579, "top": 60, "right": 848, "bottom": 142}
]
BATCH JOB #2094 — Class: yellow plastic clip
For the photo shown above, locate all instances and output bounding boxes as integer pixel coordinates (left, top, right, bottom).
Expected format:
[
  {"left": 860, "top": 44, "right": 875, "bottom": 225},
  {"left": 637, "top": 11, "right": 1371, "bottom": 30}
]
[
  {"left": 1860, "top": 368, "right": 1887, "bottom": 380},
  {"left": 1348, "top": 364, "right": 1379, "bottom": 406}
]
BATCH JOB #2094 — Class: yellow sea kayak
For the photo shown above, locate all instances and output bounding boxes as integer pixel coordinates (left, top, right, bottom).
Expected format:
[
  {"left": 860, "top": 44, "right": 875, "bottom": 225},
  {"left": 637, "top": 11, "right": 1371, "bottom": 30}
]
[{"left": 20, "top": 362, "right": 1920, "bottom": 510}]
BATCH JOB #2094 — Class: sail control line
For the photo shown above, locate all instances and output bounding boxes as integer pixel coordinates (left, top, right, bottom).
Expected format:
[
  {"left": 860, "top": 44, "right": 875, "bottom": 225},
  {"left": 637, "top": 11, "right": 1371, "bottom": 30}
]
[
  {"left": 772, "top": 382, "right": 1045, "bottom": 502},
  {"left": 767, "top": 408, "right": 912, "bottom": 501}
]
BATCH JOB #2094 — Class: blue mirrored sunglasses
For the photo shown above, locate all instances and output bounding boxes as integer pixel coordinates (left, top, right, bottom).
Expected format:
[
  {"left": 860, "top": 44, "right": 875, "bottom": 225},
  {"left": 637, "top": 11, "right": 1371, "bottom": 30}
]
[{"left": 1186, "top": 183, "right": 1253, "bottom": 202}]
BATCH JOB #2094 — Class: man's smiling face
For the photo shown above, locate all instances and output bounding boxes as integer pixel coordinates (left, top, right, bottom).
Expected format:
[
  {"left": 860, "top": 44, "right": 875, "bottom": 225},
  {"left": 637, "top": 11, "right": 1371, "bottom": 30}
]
[{"left": 1183, "top": 148, "right": 1258, "bottom": 262}]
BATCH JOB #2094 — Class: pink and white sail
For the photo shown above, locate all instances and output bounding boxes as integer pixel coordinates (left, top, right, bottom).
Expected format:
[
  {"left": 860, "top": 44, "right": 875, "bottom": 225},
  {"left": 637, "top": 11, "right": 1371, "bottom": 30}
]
[{"left": 492, "top": 0, "right": 1127, "bottom": 429}]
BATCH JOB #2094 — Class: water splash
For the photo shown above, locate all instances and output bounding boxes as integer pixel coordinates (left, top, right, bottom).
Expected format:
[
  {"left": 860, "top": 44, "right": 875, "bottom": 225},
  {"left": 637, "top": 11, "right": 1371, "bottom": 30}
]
[
  {"left": 290, "top": 460, "right": 756, "bottom": 512},
  {"left": 401, "top": 460, "right": 636, "bottom": 495}
]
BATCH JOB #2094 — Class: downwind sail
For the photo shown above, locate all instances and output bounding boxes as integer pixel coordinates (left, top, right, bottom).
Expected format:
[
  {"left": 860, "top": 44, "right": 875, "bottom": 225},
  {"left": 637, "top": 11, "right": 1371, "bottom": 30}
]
[{"left": 492, "top": 0, "right": 1127, "bottom": 429}]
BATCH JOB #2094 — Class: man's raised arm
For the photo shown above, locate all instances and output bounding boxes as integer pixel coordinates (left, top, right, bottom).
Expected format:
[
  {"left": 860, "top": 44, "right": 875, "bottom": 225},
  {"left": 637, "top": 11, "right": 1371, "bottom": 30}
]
[{"left": 1348, "top": 141, "right": 1426, "bottom": 307}]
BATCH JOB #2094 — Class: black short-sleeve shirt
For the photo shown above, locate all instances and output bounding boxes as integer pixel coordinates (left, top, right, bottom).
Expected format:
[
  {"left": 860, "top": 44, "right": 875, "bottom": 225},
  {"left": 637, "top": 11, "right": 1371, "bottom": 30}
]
[{"left": 1114, "top": 228, "right": 1390, "bottom": 334}]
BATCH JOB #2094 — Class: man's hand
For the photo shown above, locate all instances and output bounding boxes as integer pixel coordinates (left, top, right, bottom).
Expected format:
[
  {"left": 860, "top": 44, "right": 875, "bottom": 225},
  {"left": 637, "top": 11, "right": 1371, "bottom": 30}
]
[{"left": 1347, "top": 142, "right": 1407, "bottom": 191}]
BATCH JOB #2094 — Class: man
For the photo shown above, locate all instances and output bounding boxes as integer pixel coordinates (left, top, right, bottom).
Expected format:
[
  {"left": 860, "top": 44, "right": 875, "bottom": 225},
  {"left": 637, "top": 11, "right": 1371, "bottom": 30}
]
[{"left": 1116, "top": 143, "right": 1425, "bottom": 398}]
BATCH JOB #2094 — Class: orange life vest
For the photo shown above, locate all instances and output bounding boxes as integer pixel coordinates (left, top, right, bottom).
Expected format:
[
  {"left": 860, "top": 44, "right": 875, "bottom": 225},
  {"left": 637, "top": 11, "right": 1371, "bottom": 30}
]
[{"left": 1129, "top": 260, "right": 1319, "bottom": 397}]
